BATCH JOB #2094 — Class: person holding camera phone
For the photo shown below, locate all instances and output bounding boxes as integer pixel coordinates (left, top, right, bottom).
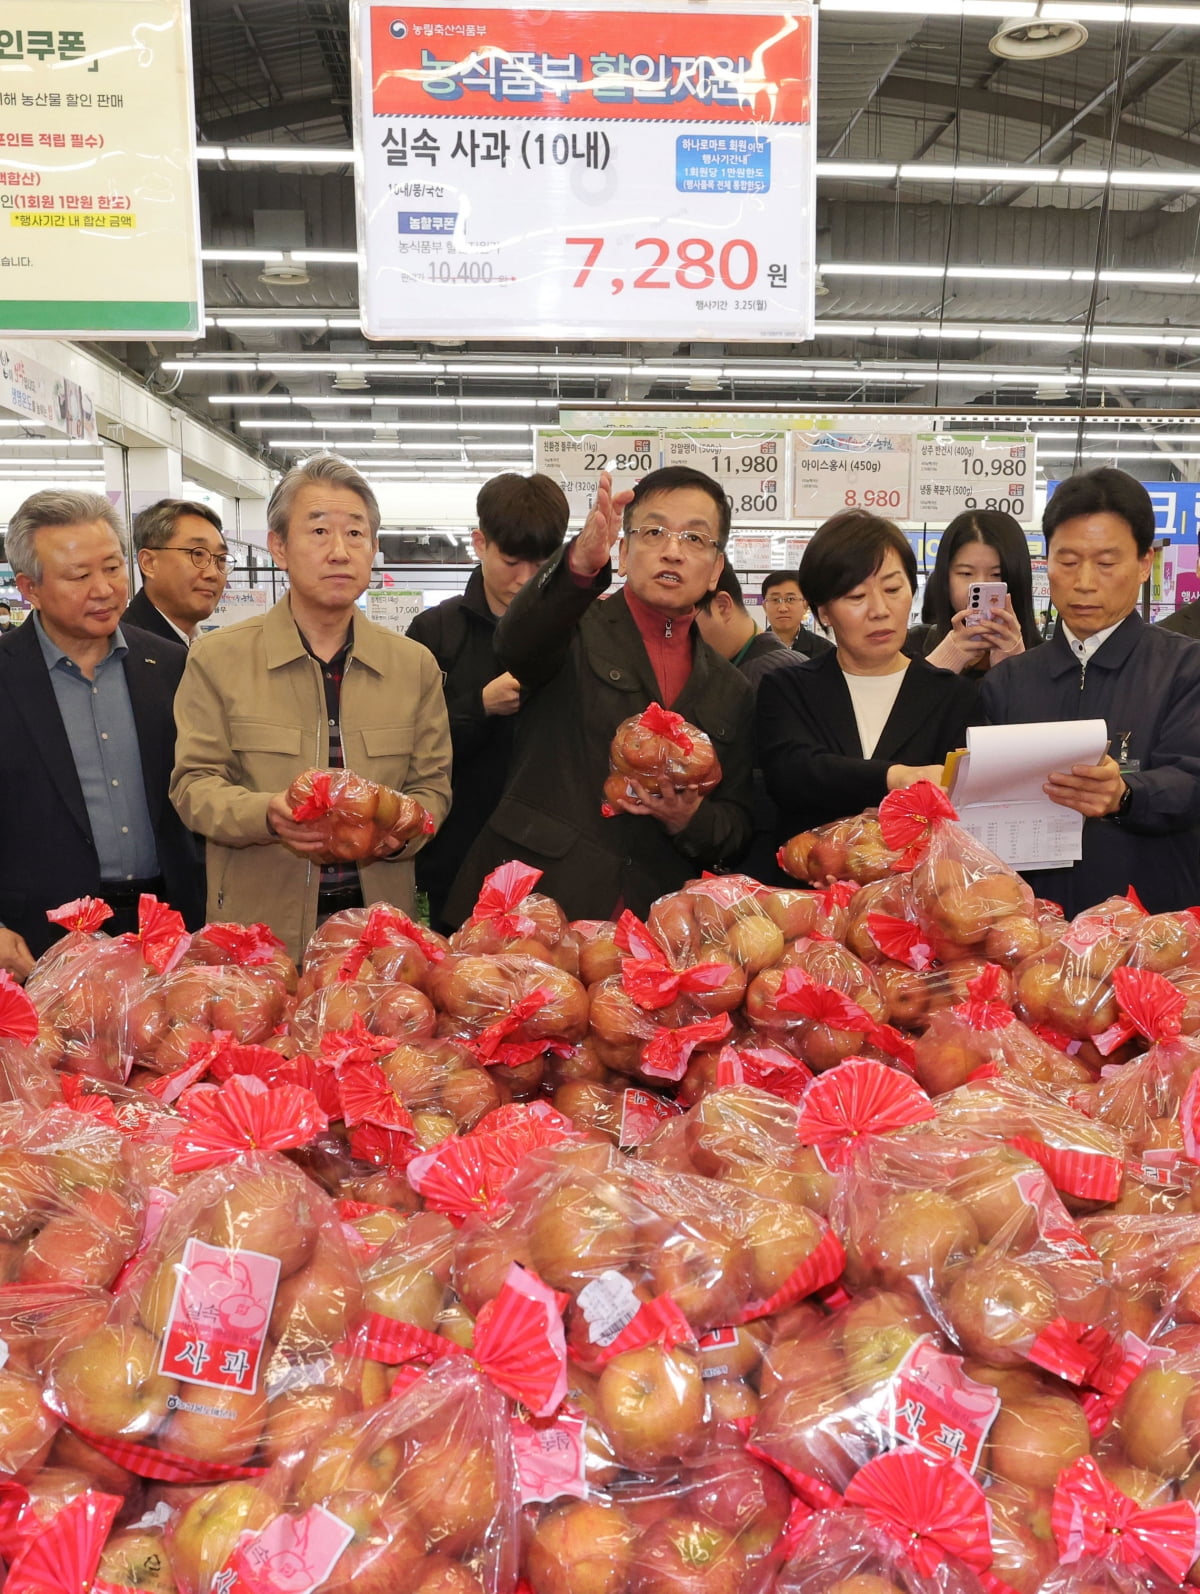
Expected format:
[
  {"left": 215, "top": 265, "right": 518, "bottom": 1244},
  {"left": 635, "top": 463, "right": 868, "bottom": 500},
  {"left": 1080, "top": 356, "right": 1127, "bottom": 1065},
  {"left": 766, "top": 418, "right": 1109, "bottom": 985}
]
[{"left": 907, "top": 510, "right": 1042, "bottom": 676}]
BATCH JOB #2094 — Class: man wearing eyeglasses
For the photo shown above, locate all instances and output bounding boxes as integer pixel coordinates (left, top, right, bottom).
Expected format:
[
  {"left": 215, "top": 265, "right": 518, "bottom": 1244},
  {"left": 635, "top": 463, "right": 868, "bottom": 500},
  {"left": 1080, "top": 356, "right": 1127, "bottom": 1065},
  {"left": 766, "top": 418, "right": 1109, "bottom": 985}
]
[
  {"left": 761, "top": 571, "right": 833, "bottom": 658},
  {"left": 444, "top": 465, "right": 754, "bottom": 924},
  {"left": 123, "top": 500, "right": 229, "bottom": 645}
]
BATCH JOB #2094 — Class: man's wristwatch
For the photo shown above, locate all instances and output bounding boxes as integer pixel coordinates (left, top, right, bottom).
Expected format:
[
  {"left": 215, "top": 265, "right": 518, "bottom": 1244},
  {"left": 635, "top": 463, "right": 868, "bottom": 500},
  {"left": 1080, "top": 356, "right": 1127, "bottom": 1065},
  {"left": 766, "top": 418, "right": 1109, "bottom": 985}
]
[{"left": 1114, "top": 782, "right": 1133, "bottom": 819}]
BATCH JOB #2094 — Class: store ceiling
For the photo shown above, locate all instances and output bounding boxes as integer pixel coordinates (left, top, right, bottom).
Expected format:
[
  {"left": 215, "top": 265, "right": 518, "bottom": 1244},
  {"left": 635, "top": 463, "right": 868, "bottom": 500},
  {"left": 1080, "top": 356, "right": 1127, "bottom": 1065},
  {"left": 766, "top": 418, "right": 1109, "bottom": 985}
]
[{"left": 93, "top": 1, "right": 1200, "bottom": 490}]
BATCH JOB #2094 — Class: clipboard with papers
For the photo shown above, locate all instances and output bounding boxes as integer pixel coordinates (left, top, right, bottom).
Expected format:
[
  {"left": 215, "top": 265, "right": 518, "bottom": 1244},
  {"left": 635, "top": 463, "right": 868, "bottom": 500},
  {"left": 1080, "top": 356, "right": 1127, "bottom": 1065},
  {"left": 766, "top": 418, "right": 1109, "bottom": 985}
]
[{"left": 944, "top": 720, "right": 1110, "bottom": 872}]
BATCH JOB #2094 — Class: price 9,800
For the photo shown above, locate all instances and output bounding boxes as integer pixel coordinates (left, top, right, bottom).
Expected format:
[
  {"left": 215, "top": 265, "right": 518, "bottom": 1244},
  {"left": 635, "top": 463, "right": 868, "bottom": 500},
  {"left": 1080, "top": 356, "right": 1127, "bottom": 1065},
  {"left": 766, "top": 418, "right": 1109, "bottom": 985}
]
[{"left": 568, "top": 236, "right": 759, "bottom": 294}]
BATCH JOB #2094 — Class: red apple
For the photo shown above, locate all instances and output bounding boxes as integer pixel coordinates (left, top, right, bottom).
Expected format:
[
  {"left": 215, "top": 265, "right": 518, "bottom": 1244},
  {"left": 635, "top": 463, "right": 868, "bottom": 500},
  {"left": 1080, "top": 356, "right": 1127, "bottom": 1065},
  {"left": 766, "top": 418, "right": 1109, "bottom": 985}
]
[
  {"left": 596, "top": 1345, "right": 708, "bottom": 1471},
  {"left": 526, "top": 1499, "right": 637, "bottom": 1594}
]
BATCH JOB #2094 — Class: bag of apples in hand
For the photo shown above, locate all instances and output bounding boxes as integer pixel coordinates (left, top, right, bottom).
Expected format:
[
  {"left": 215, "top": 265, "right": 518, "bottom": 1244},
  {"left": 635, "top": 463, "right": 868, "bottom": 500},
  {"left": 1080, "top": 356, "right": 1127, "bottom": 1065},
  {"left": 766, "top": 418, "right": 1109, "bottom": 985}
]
[
  {"left": 832, "top": 1127, "right": 1120, "bottom": 1391},
  {"left": 27, "top": 895, "right": 191, "bottom": 1083},
  {"left": 285, "top": 768, "right": 434, "bottom": 864},
  {"left": 166, "top": 1353, "right": 521, "bottom": 1594},
  {"left": 602, "top": 703, "right": 721, "bottom": 817},
  {"left": 42, "top": 1077, "right": 375, "bottom": 1486},
  {"left": 877, "top": 783, "right": 1048, "bottom": 970}
]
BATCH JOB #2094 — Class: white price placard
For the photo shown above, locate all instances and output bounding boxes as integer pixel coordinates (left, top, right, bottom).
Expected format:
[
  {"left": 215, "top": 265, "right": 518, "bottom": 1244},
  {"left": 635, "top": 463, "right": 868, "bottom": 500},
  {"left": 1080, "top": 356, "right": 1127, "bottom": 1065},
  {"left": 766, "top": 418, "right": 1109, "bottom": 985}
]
[
  {"left": 663, "top": 433, "right": 787, "bottom": 523},
  {"left": 0, "top": 0, "right": 202, "bottom": 338},
  {"left": 730, "top": 533, "right": 774, "bottom": 567},
  {"left": 790, "top": 428, "right": 913, "bottom": 522},
  {"left": 536, "top": 429, "right": 661, "bottom": 518},
  {"left": 352, "top": 0, "right": 815, "bottom": 342},
  {"left": 365, "top": 589, "right": 424, "bottom": 634},
  {"left": 195, "top": 589, "right": 268, "bottom": 635},
  {"left": 913, "top": 434, "right": 1036, "bottom": 525}
]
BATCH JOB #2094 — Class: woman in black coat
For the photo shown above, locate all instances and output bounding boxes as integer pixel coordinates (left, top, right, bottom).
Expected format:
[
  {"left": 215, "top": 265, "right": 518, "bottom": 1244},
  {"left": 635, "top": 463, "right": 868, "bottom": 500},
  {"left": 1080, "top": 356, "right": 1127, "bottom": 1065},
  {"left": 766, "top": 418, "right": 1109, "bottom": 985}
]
[{"left": 757, "top": 510, "right": 980, "bottom": 840}]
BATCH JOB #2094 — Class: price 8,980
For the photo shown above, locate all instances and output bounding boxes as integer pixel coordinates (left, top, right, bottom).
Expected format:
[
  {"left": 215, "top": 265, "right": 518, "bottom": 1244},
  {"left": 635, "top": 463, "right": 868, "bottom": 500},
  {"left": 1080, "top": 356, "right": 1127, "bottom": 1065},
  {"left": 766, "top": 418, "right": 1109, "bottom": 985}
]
[{"left": 567, "top": 235, "right": 760, "bottom": 295}]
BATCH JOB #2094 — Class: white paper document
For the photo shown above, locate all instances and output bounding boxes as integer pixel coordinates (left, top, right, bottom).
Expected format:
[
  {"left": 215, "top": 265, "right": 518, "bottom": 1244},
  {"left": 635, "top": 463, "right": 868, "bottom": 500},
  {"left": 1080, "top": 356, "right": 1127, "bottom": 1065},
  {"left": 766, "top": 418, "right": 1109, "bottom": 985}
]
[{"left": 948, "top": 720, "right": 1110, "bottom": 869}]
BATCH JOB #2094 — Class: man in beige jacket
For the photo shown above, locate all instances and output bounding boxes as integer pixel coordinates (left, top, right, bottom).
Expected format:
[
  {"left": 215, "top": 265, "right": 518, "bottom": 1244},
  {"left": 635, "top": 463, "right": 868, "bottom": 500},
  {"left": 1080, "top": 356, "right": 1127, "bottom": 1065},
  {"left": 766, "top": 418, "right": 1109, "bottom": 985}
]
[{"left": 170, "top": 454, "right": 452, "bottom": 961}]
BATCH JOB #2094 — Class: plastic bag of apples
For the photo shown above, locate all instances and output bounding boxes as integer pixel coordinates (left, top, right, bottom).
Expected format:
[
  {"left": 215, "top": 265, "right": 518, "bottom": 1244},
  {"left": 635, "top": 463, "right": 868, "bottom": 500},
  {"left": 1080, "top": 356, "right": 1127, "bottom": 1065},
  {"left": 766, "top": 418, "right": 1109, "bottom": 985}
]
[
  {"left": 451, "top": 862, "right": 581, "bottom": 976},
  {"left": 285, "top": 767, "right": 433, "bottom": 864},
  {"left": 602, "top": 702, "right": 721, "bottom": 816},
  {"left": 777, "top": 810, "right": 903, "bottom": 887},
  {"left": 297, "top": 904, "right": 449, "bottom": 1000}
]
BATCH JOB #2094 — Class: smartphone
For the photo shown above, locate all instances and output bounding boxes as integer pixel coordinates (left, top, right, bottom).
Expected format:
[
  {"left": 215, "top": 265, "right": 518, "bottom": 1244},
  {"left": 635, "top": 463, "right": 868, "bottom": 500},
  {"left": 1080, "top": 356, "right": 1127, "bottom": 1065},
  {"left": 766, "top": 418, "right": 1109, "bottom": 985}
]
[{"left": 965, "top": 581, "right": 1007, "bottom": 626}]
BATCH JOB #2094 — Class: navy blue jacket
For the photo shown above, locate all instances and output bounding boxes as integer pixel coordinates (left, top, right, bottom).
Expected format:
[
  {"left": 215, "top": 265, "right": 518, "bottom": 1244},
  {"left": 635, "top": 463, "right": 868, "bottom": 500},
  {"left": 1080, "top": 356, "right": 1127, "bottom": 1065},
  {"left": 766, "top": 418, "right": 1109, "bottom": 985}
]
[{"left": 980, "top": 613, "right": 1200, "bottom": 915}]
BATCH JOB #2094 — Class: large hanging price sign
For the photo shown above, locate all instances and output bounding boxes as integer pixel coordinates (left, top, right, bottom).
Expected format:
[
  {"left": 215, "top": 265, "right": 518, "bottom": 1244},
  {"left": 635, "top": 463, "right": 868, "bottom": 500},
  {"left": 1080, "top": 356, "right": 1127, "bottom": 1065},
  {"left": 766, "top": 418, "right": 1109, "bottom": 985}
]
[
  {"left": 790, "top": 427, "right": 914, "bottom": 522},
  {"left": 535, "top": 429, "right": 662, "bottom": 518},
  {"left": 352, "top": 0, "right": 815, "bottom": 342},
  {"left": 913, "top": 434, "right": 1037, "bottom": 526},
  {"left": 662, "top": 432, "right": 787, "bottom": 522}
]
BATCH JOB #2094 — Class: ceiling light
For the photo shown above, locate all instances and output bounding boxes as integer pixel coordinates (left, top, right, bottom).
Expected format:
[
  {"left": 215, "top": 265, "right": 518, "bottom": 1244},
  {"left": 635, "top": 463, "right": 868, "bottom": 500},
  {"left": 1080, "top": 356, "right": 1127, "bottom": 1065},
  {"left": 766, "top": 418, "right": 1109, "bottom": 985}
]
[
  {"left": 162, "top": 360, "right": 257, "bottom": 373},
  {"left": 815, "top": 161, "right": 899, "bottom": 179},
  {"left": 223, "top": 146, "right": 352, "bottom": 164},
  {"left": 207, "top": 395, "right": 294, "bottom": 405},
  {"left": 258, "top": 261, "right": 312, "bottom": 287},
  {"left": 289, "top": 251, "right": 361, "bottom": 264},
  {"left": 214, "top": 316, "right": 328, "bottom": 329},
  {"left": 442, "top": 363, "right": 544, "bottom": 375},
  {"left": 989, "top": 12, "right": 1088, "bottom": 60},
  {"left": 947, "top": 266, "right": 1073, "bottom": 281},
  {"left": 1099, "top": 269, "right": 1195, "bottom": 283},
  {"left": 822, "top": 263, "right": 946, "bottom": 278},
  {"left": 202, "top": 249, "right": 284, "bottom": 263},
  {"left": 537, "top": 363, "right": 635, "bottom": 376},
  {"left": 901, "top": 164, "right": 1060, "bottom": 182}
]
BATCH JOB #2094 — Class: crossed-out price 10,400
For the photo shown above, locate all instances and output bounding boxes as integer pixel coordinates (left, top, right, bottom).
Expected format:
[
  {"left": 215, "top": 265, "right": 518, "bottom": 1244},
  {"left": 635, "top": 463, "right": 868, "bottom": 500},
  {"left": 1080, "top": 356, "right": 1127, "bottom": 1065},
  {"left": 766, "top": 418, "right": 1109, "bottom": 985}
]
[{"left": 567, "top": 235, "right": 760, "bottom": 293}]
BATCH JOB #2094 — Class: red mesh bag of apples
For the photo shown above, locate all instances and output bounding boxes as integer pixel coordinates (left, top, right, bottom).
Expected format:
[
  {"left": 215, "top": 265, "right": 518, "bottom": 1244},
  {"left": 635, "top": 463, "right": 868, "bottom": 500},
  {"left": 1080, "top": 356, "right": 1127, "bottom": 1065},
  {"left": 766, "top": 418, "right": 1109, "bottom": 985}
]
[
  {"left": 297, "top": 904, "right": 449, "bottom": 999},
  {"left": 832, "top": 1127, "right": 1118, "bottom": 1390},
  {"left": 42, "top": 1078, "right": 373, "bottom": 1484},
  {"left": 165, "top": 1353, "right": 519, "bottom": 1594},
  {"left": 603, "top": 703, "right": 721, "bottom": 815},
  {"left": 285, "top": 768, "right": 434, "bottom": 863}
]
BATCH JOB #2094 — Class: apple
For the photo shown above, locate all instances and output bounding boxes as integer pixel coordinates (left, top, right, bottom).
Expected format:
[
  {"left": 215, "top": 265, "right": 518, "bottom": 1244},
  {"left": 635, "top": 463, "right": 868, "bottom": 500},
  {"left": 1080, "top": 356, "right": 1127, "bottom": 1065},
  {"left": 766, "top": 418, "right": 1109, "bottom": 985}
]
[
  {"left": 204, "top": 1168, "right": 316, "bottom": 1278},
  {"left": 744, "top": 1200, "right": 823, "bottom": 1300},
  {"left": 51, "top": 1321, "right": 178, "bottom": 1439},
  {"left": 709, "top": 1379, "right": 760, "bottom": 1424},
  {"left": 452, "top": 1221, "right": 534, "bottom": 1316},
  {"left": 0, "top": 1366, "right": 58, "bottom": 1476},
  {"left": 650, "top": 1216, "right": 751, "bottom": 1328},
  {"left": 364, "top": 1252, "right": 446, "bottom": 1334},
  {"left": 1121, "top": 1364, "right": 1196, "bottom": 1476},
  {"left": 396, "top": 1440, "right": 499, "bottom": 1556},
  {"left": 695, "top": 1327, "right": 762, "bottom": 1382},
  {"left": 48, "top": 1426, "right": 139, "bottom": 1494},
  {"left": 825, "top": 1580, "right": 907, "bottom": 1594},
  {"left": 412, "top": 1557, "right": 486, "bottom": 1594},
  {"left": 528, "top": 1174, "right": 639, "bottom": 1292},
  {"left": 526, "top": 1499, "right": 637, "bottom": 1594},
  {"left": 683, "top": 1450, "right": 791, "bottom": 1559},
  {"left": 629, "top": 1513, "right": 745, "bottom": 1594},
  {"left": 19, "top": 1212, "right": 132, "bottom": 1289},
  {"left": 160, "top": 1383, "right": 267, "bottom": 1468},
  {"left": 944, "top": 1259, "right": 1059, "bottom": 1366},
  {"left": 321, "top": 1491, "right": 428, "bottom": 1594},
  {"left": 987, "top": 1391, "right": 1090, "bottom": 1491},
  {"left": 167, "top": 1480, "right": 274, "bottom": 1594},
  {"left": 98, "top": 1529, "right": 176, "bottom": 1594},
  {"left": 295, "top": 1429, "right": 404, "bottom": 1507},
  {"left": 0, "top": 1148, "right": 50, "bottom": 1239},
  {"left": 597, "top": 1345, "right": 708, "bottom": 1471},
  {"left": 950, "top": 1148, "right": 1041, "bottom": 1246},
  {"left": 263, "top": 1381, "right": 359, "bottom": 1466},
  {"left": 270, "top": 1229, "right": 364, "bottom": 1350},
  {"left": 854, "top": 1190, "right": 978, "bottom": 1292},
  {"left": 838, "top": 1291, "right": 936, "bottom": 1389}
]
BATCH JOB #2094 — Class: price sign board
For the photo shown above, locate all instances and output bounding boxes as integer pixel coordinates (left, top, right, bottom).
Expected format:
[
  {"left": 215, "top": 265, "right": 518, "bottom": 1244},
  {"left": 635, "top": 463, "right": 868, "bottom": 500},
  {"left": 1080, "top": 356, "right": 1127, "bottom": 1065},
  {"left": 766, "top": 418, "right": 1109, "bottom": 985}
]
[
  {"left": 0, "top": 0, "right": 202, "bottom": 337},
  {"left": 729, "top": 533, "right": 773, "bottom": 567},
  {"left": 365, "top": 589, "right": 424, "bottom": 633},
  {"left": 663, "top": 432, "right": 787, "bottom": 522},
  {"left": 790, "top": 428, "right": 913, "bottom": 522},
  {"left": 913, "top": 434, "right": 1036, "bottom": 525},
  {"left": 352, "top": 0, "right": 815, "bottom": 342},
  {"left": 535, "top": 429, "right": 660, "bottom": 518}
]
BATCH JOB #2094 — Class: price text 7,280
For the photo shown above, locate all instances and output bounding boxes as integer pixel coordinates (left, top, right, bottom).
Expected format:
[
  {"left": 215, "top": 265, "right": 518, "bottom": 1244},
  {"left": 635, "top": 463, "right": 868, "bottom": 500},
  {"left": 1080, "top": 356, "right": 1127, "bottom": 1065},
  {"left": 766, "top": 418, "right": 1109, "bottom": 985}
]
[{"left": 568, "top": 236, "right": 758, "bottom": 293}]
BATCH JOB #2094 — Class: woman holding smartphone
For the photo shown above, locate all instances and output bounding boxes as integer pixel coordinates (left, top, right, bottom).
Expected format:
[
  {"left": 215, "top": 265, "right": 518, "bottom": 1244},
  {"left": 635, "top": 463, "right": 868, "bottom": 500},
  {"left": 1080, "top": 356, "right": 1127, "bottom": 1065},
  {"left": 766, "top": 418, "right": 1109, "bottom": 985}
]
[
  {"left": 757, "top": 510, "right": 979, "bottom": 838},
  {"left": 908, "top": 509, "right": 1041, "bottom": 676}
]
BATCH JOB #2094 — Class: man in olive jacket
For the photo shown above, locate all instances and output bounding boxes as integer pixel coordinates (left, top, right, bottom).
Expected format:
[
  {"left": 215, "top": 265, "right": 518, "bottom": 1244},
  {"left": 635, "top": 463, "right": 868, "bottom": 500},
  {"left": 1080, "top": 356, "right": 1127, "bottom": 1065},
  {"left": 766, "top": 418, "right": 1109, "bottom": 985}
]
[
  {"left": 170, "top": 455, "right": 451, "bottom": 961},
  {"left": 444, "top": 466, "right": 754, "bottom": 924}
]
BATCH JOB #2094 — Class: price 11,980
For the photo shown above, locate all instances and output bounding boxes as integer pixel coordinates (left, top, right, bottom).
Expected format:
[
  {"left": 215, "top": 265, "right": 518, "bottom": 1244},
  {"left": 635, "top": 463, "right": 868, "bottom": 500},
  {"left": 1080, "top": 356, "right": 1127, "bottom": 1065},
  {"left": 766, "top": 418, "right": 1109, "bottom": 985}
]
[{"left": 568, "top": 236, "right": 759, "bottom": 294}]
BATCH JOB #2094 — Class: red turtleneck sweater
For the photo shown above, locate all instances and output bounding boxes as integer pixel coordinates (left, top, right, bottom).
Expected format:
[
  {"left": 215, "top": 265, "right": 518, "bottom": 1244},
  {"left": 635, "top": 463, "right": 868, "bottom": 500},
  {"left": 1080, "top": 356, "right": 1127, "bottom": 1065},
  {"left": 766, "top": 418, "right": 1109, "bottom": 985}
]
[{"left": 623, "top": 586, "right": 695, "bottom": 707}]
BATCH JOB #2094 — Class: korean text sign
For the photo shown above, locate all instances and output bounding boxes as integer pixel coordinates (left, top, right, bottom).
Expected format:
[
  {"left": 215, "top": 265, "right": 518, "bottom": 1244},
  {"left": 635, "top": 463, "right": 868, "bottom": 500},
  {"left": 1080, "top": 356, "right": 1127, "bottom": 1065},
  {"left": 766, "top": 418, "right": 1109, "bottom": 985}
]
[{"left": 352, "top": 0, "right": 815, "bottom": 341}]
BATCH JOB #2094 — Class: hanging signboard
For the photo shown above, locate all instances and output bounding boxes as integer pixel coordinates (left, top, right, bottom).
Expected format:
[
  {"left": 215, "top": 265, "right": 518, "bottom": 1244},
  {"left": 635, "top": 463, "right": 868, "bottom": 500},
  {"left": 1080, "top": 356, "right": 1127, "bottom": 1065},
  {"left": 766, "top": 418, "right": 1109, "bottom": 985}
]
[
  {"left": 535, "top": 428, "right": 661, "bottom": 518},
  {"left": 662, "top": 431, "right": 787, "bottom": 522},
  {"left": 790, "top": 425, "right": 913, "bottom": 522},
  {"left": 352, "top": 0, "right": 816, "bottom": 342},
  {"left": 0, "top": 0, "right": 202, "bottom": 337},
  {"left": 913, "top": 433, "right": 1036, "bottom": 527}
]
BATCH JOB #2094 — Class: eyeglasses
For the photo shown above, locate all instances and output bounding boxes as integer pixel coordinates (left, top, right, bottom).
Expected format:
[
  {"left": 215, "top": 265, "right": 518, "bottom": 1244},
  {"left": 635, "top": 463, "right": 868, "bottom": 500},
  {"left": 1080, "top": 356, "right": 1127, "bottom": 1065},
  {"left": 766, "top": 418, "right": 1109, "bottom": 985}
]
[
  {"left": 160, "top": 546, "right": 229, "bottom": 573},
  {"left": 766, "top": 594, "right": 804, "bottom": 606},
  {"left": 627, "top": 525, "right": 721, "bottom": 556}
]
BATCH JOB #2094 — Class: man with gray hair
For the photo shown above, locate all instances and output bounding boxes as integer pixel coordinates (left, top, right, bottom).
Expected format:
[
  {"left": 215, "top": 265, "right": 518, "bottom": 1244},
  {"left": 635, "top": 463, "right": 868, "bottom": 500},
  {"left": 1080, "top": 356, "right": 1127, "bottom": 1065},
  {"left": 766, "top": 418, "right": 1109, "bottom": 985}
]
[
  {"left": 171, "top": 453, "right": 452, "bottom": 962},
  {"left": 123, "top": 498, "right": 229, "bottom": 644},
  {"left": 0, "top": 489, "right": 204, "bottom": 972}
]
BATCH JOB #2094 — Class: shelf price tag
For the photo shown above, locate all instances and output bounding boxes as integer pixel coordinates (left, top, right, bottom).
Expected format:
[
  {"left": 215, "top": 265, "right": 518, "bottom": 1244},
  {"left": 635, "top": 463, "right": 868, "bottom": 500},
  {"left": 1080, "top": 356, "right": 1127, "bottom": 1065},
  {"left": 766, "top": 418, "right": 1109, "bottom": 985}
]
[
  {"left": 913, "top": 434, "right": 1037, "bottom": 525},
  {"left": 535, "top": 430, "right": 662, "bottom": 518},
  {"left": 790, "top": 427, "right": 913, "bottom": 522},
  {"left": 352, "top": 1, "right": 816, "bottom": 342},
  {"left": 663, "top": 433, "right": 788, "bottom": 523}
]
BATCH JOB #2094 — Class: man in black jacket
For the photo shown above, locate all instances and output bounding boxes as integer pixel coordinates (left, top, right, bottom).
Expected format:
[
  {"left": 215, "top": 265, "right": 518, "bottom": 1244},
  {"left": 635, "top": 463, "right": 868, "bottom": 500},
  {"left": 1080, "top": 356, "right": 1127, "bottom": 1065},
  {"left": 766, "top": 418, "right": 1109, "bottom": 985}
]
[
  {"left": 122, "top": 498, "right": 228, "bottom": 645},
  {"left": 444, "top": 466, "right": 754, "bottom": 924},
  {"left": 761, "top": 570, "right": 833, "bottom": 657},
  {"left": 0, "top": 490, "right": 204, "bottom": 974},
  {"left": 982, "top": 467, "right": 1200, "bottom": 915},
  {"left": 407, "top": 472, "right": 568, "bottom": 930}
]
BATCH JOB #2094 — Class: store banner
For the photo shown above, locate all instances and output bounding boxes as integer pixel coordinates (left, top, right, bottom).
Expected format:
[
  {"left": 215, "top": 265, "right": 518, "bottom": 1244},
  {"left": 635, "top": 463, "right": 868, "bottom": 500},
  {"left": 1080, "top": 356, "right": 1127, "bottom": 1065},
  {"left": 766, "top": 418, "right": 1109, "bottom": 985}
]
[
  {"left": 0, "top": 0, "right": 202, "bottom": 337},
  {"left": 352, "top": 0, "right": 815, "bottom": 342},
  {"left": 0, "top": 345, "right": 98, "bottom": 438}
]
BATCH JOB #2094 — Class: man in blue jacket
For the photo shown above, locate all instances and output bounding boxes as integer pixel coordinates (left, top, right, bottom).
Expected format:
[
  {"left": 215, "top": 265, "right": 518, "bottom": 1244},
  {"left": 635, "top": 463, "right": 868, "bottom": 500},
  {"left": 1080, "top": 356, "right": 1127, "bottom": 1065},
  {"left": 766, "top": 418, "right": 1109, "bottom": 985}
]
[{"left": 981, "top": 467, "right": 1200, "bottom": 915}]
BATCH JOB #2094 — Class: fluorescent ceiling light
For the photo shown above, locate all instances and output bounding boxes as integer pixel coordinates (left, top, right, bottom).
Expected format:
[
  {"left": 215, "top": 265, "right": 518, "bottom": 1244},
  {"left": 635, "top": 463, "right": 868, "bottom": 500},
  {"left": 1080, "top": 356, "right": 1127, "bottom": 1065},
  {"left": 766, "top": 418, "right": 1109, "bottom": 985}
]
[
  {"left": 538, "top": 363, "right": 635, "bottom": 376},
  {"left": 290, "top": 251, "right": 361, "bottom": 264},
  {"left": 202, "top": 249, "right": 284, "bottom": 263},
  {"left": 223, "top": 146, "right": 353, "bottom": 164},
  {"left": 398, "top": 443, "right": 463, "bottom": 452},
  {"left": 257, "top": 362, "right": 359, "bottom": 374},
  {"left": 822, "top": 263, "right": 945, "bottom": 278},
  {"left": 207, "top": 395, "right": 294, "bottom": 406},
  {"left": 983, "top": 329, "right": 1080, "bottom": 343},
  {"left": 899, "top": 164, "right": 1058, "bottom": 183},
  {"left": 815, "top": 162, "right": 898, "bottom": 179},
  {"left": 1100, "top": 269, "right": 1195, "bottom": 283},
  {"left": 947, "top": 266, "right": 1073, "bottom": 281},
  {"left": 162, "top": 360, "right": 256, "bottom": 373},
  {"left": 0, "top": 438, "right": 97, "bottom": 448},
  {"left": 245, "top": 420, "right": 462, "bottom": 433},
  {"left": 631, "top": 366, "right": 723, "bottom": 380},
  {"left": 214, "top": 317, "right": 330, "bottom": 329},
  {"left": 196, "top": 146, "right": 227, "bottom": 160}
]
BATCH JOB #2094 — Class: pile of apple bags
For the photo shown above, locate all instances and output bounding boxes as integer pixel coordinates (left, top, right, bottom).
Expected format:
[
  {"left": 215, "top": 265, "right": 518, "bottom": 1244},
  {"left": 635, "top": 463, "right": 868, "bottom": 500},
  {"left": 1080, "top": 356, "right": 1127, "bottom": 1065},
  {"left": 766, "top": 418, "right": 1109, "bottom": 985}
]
[{"left": 6, "top": 786, "right": 1200, "bottom": 1594}]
